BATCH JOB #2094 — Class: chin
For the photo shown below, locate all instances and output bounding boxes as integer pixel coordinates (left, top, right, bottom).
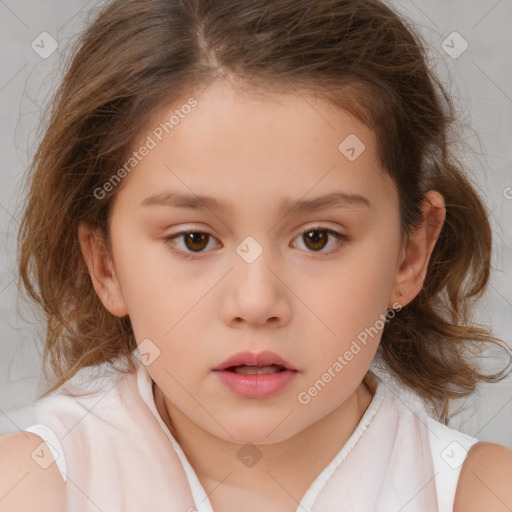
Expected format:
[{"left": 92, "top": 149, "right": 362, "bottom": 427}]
[{"left": 207, "top": 417, "right": 302, "bottom": 446}]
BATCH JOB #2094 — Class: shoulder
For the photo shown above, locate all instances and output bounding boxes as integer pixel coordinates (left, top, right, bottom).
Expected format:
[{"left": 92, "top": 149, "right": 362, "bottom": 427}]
[
  {"left": 454, "top": 441, "right": 512, "bottom": 512},
  {"left": 0, "top": 431, "right": 66, "bottom": 512}
]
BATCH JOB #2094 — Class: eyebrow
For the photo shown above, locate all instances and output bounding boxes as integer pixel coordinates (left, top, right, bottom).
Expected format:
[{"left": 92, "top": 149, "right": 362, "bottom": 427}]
[{"left": 141, "top": 190, "right": 372, "bottom": 215}]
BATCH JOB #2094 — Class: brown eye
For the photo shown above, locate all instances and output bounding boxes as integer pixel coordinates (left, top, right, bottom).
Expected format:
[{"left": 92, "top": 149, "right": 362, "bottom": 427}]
[
  {"left": 303, "top": 230, "right": 329, "bottom": 251},
  {"left": 292, "top": 227, "right": 349, "bottom": 256},
  {"left": 165, "top": 226, "right": 349, "bottom": 260},
  {"left": 183, "top": 232, "right": 209, "bottom": 252},
  {"left": 165, "top": 231, "right": 220, "bottom": 258}
]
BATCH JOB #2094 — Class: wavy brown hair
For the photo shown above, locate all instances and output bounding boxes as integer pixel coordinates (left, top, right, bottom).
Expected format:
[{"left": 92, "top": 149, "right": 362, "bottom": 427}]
[{"left": 17, "top": 0, "right": 511, "bottom": 422}]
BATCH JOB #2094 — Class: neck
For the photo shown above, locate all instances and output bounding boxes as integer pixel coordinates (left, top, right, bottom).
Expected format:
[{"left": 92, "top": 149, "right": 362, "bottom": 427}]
[{"left": 153, "top": 375, "right": 375, "bottom": 503}]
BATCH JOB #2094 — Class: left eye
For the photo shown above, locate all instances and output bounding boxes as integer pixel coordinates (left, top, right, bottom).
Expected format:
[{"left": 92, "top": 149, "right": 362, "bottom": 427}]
[
  {"left": 164, "top": 227, "right": 349, "bottom": 258},
  {"left": 291, "top": 228, "right": 349, "bottom": 255}
]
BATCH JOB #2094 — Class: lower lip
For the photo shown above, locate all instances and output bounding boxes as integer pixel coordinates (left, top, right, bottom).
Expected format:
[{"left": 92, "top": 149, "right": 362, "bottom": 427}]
[{"left": 213, "top": 369, "right": 297, "bottom": 398}]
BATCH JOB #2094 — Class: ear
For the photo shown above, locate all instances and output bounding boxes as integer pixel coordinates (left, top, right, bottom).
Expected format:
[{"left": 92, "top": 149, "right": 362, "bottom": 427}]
[
  {"left": 78, "top": 222, "right": 129, "bottom": 317},
  {"left": 388, "top": 190, "right": 446, "bottom": 309}
]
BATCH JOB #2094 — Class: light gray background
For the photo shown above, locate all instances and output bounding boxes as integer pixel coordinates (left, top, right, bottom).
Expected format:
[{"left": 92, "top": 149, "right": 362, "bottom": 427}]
[{"left": 0, "top": 0, "right": 511, "bottom": 445}]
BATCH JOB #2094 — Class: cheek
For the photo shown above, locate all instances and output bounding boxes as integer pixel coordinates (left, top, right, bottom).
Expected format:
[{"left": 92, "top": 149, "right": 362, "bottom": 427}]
[
  {"left": 121, "top": 268, "right": 208, "bottom": 348},
  {"left": 304, "top": 235, "right": 399, "bottom": 377},
  {"left": 321, "top": 250, "right": 396, "bottom": 331},
  {"left": 109, "top": 230, "right": 183, "bottom": 334},
  {"left": 111, "top": 234, "right": 217, "bottom": 371}
]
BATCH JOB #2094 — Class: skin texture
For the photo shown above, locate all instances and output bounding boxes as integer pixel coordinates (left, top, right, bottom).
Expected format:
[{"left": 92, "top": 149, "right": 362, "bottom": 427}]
[
  {"left": 78, "top": 80, "right": 447, "bottom": 510},
  {"left": 454, "top": 441, "right": 512, "bottom": 512}
]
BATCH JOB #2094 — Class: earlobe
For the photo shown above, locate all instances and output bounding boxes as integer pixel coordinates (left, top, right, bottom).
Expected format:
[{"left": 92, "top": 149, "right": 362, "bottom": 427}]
[
  {"left": 78, "top": 222, "right": 129, "bottom": 317},
  {"left": 388, "top": 190, "right": 446, "bottom": 309}
]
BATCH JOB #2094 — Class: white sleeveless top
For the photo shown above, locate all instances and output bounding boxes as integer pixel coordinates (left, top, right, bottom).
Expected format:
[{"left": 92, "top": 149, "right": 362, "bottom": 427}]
[{"left": 25, "top": 357, "right": 478, "bottom": 511}]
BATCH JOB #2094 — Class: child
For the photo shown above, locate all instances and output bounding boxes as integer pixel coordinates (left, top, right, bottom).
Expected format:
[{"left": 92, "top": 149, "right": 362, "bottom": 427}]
[{"left": 1, "top": 0, "right": 512, "bottom": 510}]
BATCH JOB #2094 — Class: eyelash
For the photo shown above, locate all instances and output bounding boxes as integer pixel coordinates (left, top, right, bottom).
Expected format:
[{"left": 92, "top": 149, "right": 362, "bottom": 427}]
[{"left": 163, "top": 226, "right": 351, "bottom": 260}]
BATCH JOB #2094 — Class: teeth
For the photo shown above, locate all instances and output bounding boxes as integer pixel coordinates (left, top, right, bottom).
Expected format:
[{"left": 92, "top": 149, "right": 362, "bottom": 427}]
[{"left": 231, "top": 365, "right": 283, "bottom": 375}]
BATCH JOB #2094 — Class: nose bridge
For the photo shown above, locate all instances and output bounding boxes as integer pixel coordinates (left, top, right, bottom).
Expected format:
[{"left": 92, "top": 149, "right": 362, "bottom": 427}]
[
  {"left": 236, "top": 233, "right": 267, "bottom": 265},
  {"left": 222, "top": 232, "right": 289, "bottom": 326},
  {"left": 233, "top": 233, "right": 277, "bottom": 291}
]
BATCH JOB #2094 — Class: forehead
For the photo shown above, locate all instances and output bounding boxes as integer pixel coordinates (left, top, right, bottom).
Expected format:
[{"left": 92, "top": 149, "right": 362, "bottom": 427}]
[{"left": 114, "top": 80, "right": 397, "bottom": 215}]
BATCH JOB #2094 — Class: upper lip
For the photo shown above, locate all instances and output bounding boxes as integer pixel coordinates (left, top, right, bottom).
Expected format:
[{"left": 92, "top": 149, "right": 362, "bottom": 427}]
[{"left": 213, "top": 350, "right": 298, "bottom": 371}]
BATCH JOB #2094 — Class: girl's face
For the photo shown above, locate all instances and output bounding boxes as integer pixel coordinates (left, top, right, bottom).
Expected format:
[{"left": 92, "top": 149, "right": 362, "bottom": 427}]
[{"left": 83, "top": 80, "right": 438, "bottom": 444}]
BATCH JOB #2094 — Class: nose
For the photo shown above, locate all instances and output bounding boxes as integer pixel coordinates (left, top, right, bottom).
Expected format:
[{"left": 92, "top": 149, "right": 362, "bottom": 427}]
[{"left": 219, "top": 242, "right": 292, "bottom": 329}]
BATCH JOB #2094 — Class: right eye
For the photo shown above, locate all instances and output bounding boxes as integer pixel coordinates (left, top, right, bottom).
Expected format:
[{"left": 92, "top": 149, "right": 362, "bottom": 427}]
[{"left": 164, "top": 231, "right": 221, "bottom": 259}]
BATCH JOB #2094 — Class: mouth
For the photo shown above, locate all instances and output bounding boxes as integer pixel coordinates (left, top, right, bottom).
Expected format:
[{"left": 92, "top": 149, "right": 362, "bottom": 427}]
[
  {"left": 213, "top": 366, "right": 297, "bottom": 399},
  {"left": 225, "top": 364, "right": 287, "bottom": 375},
  {"left": 212, "top": 350, "right": 298, "bottom": 372}
]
